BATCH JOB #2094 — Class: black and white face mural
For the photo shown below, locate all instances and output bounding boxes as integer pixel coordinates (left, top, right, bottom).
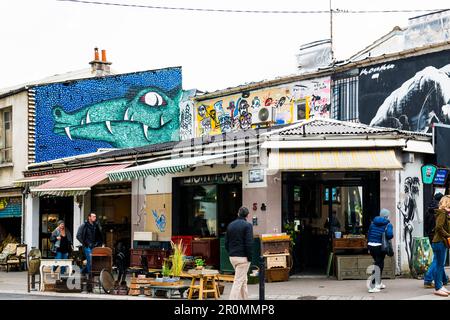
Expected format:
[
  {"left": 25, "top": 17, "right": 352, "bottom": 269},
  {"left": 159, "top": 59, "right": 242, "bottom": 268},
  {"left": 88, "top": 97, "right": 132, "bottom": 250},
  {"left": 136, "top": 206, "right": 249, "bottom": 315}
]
[
  {"left": 397, "top": 176, "right": 421, "bottom": 272},
  {"left": 359, "top": 50, "right": 450, "bottom": 132}
]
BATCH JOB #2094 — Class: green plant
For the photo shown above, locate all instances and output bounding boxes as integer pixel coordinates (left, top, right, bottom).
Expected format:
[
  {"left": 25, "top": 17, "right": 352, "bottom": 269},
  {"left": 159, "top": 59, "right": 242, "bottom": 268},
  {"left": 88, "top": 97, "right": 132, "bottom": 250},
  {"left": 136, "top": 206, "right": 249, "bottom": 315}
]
[
  {"left": 195, "top": 258, "right": 205, "bottom": 267},
  {"left": 170, "top": 240, "right": 186, "bottom": 277},
  {"left": 283, "top": 222, "right": 297, "bottom": 247},
  {"left": 162, "top": 261, "right": 171, "bottom": 277}
]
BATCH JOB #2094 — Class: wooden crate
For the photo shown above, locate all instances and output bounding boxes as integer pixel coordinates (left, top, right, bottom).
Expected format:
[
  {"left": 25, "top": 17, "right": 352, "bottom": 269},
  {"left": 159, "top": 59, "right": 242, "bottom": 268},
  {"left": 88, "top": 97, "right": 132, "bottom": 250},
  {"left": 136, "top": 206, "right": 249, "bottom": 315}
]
[
  {"left": 266, "top": 254, "right": 288, "bottom": 269},
  {"left": 265, "top": 268, "right": 289, "bottom": 282},
  {"left": 261, "top": 240, "right": 290, "bottom": 255}
]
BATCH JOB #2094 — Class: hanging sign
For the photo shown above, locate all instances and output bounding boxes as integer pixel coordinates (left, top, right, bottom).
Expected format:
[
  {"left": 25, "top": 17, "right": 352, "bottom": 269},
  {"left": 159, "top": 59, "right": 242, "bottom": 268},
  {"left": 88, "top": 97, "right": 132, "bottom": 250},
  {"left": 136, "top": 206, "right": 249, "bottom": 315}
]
[{"left": 421, "top": 164, "right": 437, "bottom": 185}]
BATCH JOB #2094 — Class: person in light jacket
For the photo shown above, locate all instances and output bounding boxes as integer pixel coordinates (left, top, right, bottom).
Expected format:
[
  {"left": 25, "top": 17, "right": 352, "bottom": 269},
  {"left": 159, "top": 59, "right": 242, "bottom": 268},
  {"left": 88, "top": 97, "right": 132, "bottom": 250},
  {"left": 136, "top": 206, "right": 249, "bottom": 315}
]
[
  {"left": 367, "top": 208, "right": 394, "bottom": 293},
  {"left": 225, "top": 207, "right": 253, "bottom": 300},
  {"left": 50, "top": 220, "right": 73, "bottom": 274}
]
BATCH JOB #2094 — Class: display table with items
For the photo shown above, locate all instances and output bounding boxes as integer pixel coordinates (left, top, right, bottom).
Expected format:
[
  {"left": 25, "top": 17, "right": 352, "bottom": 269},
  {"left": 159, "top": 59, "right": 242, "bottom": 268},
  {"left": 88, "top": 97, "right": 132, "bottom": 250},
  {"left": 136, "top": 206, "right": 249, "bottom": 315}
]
[{"left": 261, "top": 234, "right": 291, "bottom": 283}]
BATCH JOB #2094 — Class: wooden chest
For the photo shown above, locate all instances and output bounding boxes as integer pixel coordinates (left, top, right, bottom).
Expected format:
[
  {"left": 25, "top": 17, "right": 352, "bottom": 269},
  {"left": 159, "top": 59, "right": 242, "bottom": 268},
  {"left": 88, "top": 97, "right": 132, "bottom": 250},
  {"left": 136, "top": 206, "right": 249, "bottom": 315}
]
[{"left": 336, "top": 255, "right": 395, "bottom": 280}]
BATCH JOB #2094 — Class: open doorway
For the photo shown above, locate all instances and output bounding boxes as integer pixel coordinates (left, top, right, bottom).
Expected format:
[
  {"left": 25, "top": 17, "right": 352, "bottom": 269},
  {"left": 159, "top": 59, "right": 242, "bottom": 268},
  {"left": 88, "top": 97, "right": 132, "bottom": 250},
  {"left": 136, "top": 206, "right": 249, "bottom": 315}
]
[{"left": 282, "top": 172, "right": 379, "bottom": 275}]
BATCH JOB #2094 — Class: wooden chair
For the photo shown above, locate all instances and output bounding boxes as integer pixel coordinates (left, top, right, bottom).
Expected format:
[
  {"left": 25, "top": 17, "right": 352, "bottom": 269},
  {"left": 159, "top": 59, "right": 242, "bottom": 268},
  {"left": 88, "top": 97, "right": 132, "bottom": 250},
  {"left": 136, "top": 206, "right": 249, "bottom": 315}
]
[{"left": 7, "top": 244, "right": 27, "bottom": 272}]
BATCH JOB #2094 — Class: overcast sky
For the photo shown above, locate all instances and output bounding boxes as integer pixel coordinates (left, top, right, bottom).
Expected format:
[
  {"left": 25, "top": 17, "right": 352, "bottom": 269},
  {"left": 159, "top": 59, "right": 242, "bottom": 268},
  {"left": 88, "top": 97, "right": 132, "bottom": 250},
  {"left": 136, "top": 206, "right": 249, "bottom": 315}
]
[{"left": 1, "top": 0, "right": 449, "bottom": 92}]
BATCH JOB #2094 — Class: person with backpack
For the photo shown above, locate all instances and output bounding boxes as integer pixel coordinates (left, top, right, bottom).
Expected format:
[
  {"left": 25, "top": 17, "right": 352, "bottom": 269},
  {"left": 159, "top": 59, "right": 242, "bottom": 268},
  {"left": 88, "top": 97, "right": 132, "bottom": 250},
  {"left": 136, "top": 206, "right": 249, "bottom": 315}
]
[
  {"left": 430, "top": 195, "right": 450, "bottom": 297},
  {"left": 424, "top": 192, "right": 448, "bottom": 288},
  {"left": 367, "top": 208, "right": 394, "bottom": 293}
]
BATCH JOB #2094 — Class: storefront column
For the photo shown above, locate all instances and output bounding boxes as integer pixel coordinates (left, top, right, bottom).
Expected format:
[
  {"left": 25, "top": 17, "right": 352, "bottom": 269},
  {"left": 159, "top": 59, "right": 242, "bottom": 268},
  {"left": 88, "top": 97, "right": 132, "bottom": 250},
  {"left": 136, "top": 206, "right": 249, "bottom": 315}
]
[
  {"left": 24, "top": 195, "right": 39, "bottom": 249},
  {"left": 73, "top": 192, "right": 90, "bottom": 247}
]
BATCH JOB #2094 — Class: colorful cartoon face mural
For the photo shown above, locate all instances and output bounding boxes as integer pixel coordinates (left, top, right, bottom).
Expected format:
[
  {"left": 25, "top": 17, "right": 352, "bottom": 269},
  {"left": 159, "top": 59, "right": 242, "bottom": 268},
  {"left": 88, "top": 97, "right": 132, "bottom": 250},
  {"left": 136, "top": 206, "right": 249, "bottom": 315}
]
[
  {"left": 358, "top": 50, "right": 450, "bottom": 132},
  {"left": 34, "top": 68, "right": 182, "bottom": 162},
  {"left": 194, "top": 77, "right": 331, "bottom": 137}
]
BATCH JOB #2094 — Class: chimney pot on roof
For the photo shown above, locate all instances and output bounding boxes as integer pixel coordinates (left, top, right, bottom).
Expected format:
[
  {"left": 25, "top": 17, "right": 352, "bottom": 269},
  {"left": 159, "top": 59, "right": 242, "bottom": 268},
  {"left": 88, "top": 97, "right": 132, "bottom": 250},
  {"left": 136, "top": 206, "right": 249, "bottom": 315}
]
[
  {"left": 94, "top": 47, "right": 99, "bottom": 61},
  {"left": 89, "top": 48, "right": 112, "bottom": 76}
]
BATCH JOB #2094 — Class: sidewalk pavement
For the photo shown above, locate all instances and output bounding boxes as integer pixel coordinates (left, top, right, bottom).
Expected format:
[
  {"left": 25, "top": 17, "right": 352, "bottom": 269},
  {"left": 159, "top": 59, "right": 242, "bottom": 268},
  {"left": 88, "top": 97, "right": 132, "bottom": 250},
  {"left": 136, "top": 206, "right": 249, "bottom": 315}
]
[{"left": 0, "top": 271, "right": 448, "bottom": 300}]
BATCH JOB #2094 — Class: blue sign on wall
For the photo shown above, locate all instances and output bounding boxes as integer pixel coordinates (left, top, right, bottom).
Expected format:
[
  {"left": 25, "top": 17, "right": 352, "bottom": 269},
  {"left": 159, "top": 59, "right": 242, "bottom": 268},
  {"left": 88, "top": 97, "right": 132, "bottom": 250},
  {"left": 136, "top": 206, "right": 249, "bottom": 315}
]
[
  {"left": 34, "top": 67, "right": 182, "bottom": 162},
  {"left": 434, "top": 169, "right": 449, "bottom": 185}
]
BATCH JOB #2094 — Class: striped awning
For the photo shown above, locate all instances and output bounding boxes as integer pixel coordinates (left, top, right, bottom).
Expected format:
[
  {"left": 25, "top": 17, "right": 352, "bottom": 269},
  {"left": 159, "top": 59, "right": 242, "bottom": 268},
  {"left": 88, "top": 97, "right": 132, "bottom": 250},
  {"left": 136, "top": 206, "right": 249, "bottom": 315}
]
[
  {"left": 268, "top": 149, "right": 402, "bottom": 171},
  {"left": 30, "top": 163, "right": 131, "bottom": 197},
  {"left": 13, "top": 174, "right": 61, "bottom": 187},
  {"left": 107, "top": 153, "right": 238, "bottom": 182}
]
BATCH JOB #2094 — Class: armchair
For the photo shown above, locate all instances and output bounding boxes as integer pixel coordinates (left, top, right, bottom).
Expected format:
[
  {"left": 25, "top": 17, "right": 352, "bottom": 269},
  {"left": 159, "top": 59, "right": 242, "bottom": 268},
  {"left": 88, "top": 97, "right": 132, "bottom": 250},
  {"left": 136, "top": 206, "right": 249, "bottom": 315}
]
[
  {"left": 6, "top": 244, "right": 27, "bottom": 272},
  {"left": 0, "top": 243, "right": 18, "bottom": 271}
]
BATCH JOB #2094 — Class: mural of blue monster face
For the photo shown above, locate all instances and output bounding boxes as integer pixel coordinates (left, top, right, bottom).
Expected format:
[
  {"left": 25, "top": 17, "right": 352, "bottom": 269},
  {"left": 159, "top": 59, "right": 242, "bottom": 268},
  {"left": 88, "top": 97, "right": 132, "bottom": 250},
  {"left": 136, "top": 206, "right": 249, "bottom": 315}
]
[{"left": 34, "top": 67, "right": 182, "bottom": 162}]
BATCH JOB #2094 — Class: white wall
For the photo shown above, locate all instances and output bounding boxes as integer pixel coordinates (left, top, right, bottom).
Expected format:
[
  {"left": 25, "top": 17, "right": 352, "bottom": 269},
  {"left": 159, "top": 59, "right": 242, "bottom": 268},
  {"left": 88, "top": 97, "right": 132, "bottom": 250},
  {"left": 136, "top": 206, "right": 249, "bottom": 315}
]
[{"left": 0, "top": 91, "right": 29, "bottom": 187}]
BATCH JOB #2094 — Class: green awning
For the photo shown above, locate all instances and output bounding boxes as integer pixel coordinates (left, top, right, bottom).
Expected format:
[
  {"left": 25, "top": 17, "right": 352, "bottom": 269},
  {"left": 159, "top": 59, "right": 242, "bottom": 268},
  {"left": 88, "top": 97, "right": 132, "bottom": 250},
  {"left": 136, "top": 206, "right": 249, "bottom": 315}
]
[
  {"left": 107, "top": 153, "right": 238, "bottom": 182},
  {"left": 31, "top": 189, "right": 89, "bottom": 197}
]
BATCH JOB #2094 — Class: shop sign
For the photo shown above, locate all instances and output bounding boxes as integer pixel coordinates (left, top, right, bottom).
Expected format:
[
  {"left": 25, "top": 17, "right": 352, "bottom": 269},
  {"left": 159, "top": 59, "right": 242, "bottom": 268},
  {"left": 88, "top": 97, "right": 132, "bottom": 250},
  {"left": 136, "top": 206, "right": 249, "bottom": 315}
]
[
  {"left": 182, "top": 172, "right": 242, "bottom": 185},
  {"left": 433, "top": 168, "right": 449, "bottom": 186},
  {"left": 421, "top": 164, "right": 437, "bottom": 185},
  {"left": 249, "top": 169, "right": 264, "bottom": 183}
]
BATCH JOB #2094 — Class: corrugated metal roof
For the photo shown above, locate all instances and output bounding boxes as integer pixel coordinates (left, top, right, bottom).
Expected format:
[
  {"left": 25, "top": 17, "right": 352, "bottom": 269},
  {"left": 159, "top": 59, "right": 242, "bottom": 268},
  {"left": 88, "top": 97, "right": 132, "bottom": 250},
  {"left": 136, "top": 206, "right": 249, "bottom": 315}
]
[{"left": 268, "top": 118, "right": 432, "bottom": 138}]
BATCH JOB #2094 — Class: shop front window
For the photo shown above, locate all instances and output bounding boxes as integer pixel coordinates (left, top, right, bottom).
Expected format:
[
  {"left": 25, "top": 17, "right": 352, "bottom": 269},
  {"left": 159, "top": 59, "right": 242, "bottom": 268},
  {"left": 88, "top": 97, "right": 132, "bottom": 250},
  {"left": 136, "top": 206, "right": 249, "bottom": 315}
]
[{"left": 192, "top": 185, "right": 217, "bottom": 237}]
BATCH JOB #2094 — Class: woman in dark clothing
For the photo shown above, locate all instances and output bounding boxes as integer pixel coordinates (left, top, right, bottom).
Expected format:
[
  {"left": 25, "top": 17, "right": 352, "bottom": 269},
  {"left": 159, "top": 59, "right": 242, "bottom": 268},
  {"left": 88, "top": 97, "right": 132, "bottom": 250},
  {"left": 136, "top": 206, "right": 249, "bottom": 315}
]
[
  {"left": 50, "top": 220, "right": 73, "bottom": 274},
  {"left": 367, "top": 208, "right": 394, "bottom": 293}
]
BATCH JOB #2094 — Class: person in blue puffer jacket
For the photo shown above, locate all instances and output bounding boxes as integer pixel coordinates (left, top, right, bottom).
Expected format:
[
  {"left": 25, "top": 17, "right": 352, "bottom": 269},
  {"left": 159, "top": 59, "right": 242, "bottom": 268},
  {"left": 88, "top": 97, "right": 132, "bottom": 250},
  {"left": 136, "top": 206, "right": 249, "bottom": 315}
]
[{"left": 367, "top": 208, "right": 394, "bottom": 293}]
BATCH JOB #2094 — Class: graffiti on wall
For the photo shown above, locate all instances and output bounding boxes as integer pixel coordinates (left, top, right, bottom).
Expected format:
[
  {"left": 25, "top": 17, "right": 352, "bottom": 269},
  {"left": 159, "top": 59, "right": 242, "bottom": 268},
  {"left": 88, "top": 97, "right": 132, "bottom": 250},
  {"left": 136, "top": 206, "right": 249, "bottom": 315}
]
[
  {"left": 397, "top": 176, "right": 421, "bottom": 272},
  {"left": 358, "top": 50, "right": 450, "bottom": 132},
  {"left": 195, "top": 77, "right": 331, "bottom": 136},
  {"left": 179, "top": 90, "right": 197, "bottom": 140},
  {"left": 0, "top": 197, "right": 22, "bottom": 218},
  {"left": 34, "top": 68, "right": 182, "bottom": 162}
]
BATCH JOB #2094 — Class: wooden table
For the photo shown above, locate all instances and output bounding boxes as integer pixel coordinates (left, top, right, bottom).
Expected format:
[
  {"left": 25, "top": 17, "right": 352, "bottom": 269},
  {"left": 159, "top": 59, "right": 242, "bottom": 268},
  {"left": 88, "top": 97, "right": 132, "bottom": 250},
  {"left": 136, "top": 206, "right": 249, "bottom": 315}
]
[
  {"left": 39, "top": 259, "right": 73, "bottom": 291},
  {"left": 187, "top": 269, "right": 220, "bottom": 300}
]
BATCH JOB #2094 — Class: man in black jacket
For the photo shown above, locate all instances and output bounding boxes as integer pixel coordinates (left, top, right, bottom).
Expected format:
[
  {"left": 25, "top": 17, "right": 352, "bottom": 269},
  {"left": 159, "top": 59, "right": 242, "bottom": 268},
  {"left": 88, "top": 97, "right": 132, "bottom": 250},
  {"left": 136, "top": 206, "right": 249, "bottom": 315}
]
[
  {"left": 76, "top": 212, "right": 103, "bottom": 274},
  {"left": 225, "top": 207, "right": 253, "bottom": 300}
]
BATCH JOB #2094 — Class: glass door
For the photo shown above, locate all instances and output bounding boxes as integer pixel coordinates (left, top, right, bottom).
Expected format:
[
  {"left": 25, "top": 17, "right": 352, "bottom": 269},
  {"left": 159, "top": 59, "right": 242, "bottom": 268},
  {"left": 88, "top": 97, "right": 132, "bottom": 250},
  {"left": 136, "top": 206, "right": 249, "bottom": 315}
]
[{"left": 324, "top": 185, "right": 364, "bottom": 238}]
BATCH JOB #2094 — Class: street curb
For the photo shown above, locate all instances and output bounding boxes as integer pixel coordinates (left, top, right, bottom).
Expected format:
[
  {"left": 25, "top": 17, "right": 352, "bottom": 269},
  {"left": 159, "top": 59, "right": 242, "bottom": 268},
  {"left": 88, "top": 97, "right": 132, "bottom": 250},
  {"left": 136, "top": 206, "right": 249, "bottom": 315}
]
[{"left": 0, "top": 290, "right": 165, "bottom": 300}]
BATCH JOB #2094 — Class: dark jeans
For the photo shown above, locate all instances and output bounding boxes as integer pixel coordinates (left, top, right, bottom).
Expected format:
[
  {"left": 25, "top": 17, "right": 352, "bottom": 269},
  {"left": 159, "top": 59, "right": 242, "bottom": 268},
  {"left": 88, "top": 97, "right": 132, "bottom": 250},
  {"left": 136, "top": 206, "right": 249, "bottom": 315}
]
[
  {"left": 432, "top": 241, "right": 447, "bottom": 291},
  {"left": 369, "top": 245, "right": 386, "bottom": 277}
]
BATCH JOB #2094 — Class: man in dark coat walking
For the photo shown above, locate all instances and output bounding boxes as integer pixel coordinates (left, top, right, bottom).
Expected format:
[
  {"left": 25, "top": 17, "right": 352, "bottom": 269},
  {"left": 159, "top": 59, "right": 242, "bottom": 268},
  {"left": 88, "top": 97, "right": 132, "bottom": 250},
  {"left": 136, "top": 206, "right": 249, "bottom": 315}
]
[
  {"left": 76, "top": 212, "right": 103, "bottom": 274},
  {"left": 225, "top": 207, "right": 253, "bottom": 300}
]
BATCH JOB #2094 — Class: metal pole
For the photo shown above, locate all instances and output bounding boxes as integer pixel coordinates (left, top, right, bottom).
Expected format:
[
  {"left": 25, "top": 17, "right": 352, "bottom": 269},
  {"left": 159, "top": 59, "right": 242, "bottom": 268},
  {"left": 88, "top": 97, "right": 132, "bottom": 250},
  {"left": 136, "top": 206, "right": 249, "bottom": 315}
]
[
  {"left": 330, "top": 0, "right": 334, "bottom": 62},
  {"left": 259, "top": 255, "right": 265, "bottom": 301}
]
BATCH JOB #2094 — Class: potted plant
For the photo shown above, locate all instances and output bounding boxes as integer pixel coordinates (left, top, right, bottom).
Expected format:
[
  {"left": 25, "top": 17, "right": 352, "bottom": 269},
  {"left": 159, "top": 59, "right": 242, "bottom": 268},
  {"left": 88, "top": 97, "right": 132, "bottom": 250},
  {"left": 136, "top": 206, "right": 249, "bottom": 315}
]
[
  {"left": 161, "top": 261, "right": 171, "bottom": 281},
  {"left": 170, "top": 240, "right": 186, "bottom": 281},
  {"left": 195, "top": 258, "right": 205, "bottom": 270}
]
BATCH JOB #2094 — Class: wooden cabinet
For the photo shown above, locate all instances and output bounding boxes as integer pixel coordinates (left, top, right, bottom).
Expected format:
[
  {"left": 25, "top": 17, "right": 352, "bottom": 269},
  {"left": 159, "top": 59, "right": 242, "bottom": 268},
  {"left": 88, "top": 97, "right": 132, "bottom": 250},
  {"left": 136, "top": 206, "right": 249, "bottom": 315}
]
[
  {"left": 191, "top": 238, "right": 219, "bottom": 268},
  {"left": 336, "top": 255, "right": 395, "bottom": 280},
  {"left": 130, "top": 249, "right": 171, "bottom": 269}
]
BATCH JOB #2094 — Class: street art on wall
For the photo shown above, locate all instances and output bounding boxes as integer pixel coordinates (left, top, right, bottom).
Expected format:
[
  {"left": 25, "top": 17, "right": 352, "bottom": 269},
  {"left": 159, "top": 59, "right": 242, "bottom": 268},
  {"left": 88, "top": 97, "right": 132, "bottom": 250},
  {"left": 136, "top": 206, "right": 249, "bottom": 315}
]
[
  {"left": 194, "top": 77, "right": 331, "bottom": 136},
  {"left": 179, "top": 89, "right": 197, "bottom": 140},
  {"left": 0, "top": 197, "right": 22, "bottom": 218},
  {"left": 145, "top": 193, "right": 172, "bottom": 240},
  {"left": 397, "top": 176, "right": 421, "bottom": 272},
  {"left": 358, "top": 50, "right": 450, "bottom": 132},
  {"left": 34, "top": 68, "right": 182, "bottom": 162}
]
